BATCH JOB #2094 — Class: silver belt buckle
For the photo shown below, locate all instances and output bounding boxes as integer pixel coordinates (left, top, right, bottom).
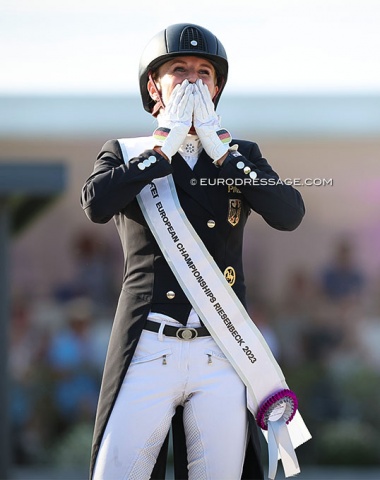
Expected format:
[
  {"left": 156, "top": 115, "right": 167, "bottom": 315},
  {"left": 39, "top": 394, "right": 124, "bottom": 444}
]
[{"left": 176, "top": 327, "right": 198, "bottom": 340}]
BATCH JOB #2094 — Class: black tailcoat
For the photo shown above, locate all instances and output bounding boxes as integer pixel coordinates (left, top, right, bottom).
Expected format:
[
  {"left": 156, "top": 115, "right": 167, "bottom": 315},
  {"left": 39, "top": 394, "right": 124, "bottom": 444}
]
[{"left": 81, "top": 138, "right": 305, "bottom": 479}]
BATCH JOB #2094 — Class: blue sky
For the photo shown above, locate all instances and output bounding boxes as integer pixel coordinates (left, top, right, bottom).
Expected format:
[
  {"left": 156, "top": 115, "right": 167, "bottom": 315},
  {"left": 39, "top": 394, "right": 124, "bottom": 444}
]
[{"left": 1, "top": 0, "right": 380, "bottom": 95}]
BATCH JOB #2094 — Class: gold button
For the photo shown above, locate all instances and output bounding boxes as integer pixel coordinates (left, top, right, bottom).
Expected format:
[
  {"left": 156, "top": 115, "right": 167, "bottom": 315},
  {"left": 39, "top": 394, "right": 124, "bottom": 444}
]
[
  {"left": 207, "top": 219, "right": 216, "bottom": 228},
  {"left": 243, "top": 166, "right": 251, "bottom": 175},
  {"left": 166, "top": 291, "right": 175, "bottom": 299}
]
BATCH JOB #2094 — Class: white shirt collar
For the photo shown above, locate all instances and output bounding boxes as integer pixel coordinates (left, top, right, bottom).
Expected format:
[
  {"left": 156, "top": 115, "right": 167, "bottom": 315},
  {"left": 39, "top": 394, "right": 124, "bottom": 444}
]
[{"left": 178, "top": 134, "right": 203, "bottom": 169}]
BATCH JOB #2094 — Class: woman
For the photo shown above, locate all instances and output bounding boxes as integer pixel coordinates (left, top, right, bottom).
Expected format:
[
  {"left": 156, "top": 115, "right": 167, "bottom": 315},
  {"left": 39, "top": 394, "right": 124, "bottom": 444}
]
[{"left": 81, "top": 23, "right": 305, "bottom": 480}]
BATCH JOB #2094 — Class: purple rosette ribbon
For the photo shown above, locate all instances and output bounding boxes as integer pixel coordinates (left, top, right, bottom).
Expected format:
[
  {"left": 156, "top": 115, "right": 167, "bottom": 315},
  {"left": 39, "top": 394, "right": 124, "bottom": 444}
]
[
  {"left": 256, "top": 389, "right": 300, "bottom": 479},
  {"left": 256, "top": 389, "right": 298, "bottom": 430}
]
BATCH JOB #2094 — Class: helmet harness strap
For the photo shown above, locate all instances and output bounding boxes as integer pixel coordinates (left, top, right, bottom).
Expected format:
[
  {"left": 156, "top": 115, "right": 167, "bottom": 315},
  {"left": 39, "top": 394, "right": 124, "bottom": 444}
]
[{"left": 148, "top": 72, "right": 166, "bottom": 117}]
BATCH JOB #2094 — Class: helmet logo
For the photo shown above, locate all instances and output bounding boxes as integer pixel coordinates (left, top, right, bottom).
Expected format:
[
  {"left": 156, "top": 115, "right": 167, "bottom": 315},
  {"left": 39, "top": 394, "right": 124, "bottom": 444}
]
[{"left": 190, "top": 40, "right": 198, "bottom": 46}]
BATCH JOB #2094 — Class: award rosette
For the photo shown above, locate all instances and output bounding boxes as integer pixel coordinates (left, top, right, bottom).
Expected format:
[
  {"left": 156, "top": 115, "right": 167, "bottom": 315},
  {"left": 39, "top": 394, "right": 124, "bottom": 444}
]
[
  {"left": 256, "top": 389, "right": 300, "bottom": 479},
  {"left": 118, "top": 137, "right": 312, "bottom": 480},
  {"left": 256, "top": 389, "right": 298, "bottom": 431}
]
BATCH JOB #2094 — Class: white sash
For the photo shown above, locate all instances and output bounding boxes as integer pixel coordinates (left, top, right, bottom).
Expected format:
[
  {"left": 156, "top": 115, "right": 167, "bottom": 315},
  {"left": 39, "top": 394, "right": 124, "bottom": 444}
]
[{"left": 118, "top": 137, "right": 311, "bottom": 479}]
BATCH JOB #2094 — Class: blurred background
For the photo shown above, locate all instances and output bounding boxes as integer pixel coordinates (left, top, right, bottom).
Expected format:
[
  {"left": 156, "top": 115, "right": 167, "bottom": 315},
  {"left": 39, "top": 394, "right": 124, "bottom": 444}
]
[{"left": 1, "top": 1, "right": 380, "bottom": 478}]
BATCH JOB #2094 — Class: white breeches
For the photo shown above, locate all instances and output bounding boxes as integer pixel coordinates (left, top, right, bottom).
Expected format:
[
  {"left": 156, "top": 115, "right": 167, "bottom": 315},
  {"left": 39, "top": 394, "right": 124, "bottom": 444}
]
[{"left": 93, "top": 318, "right": 248, "bottom": 480}]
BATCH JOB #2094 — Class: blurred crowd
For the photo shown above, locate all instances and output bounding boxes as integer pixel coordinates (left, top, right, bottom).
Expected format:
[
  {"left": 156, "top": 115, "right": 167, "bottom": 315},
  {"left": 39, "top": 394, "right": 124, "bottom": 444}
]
[
  {"left": 8, "top": 232, "right": 380, "bottom": 467},
  {"left": 9, "top": 231, "right": 118, "bottom": 467}
]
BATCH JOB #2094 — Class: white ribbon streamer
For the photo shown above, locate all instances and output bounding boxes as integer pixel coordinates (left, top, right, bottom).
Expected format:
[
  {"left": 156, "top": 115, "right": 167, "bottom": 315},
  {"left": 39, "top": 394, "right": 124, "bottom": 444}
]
[
  {"left": 118, "top": 137, "right": 311, "bottom": 478},
  {"left": 268, "top": 418, "right": 300, "bottom": 479}
]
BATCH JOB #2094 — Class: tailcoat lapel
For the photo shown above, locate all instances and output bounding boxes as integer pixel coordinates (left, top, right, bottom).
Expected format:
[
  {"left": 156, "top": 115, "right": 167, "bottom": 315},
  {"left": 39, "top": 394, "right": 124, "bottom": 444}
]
[{"left": 171, "top": 151, "right": 217, "bottom": 216}]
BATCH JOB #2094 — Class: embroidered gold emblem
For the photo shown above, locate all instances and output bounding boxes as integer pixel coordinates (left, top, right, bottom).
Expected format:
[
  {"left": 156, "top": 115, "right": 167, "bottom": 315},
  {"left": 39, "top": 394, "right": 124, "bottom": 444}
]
[
  {"left": 224, "top": 266, "right": 236, "bottom": 286},
  {"left": 228, "top": 199, "right": 242, "bottom": 226}
]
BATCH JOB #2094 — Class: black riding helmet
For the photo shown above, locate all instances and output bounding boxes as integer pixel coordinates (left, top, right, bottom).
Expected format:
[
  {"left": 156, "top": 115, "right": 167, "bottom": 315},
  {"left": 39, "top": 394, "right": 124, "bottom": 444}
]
[{"left": 139, "top": 23, "right": 228, "bottom": 114}]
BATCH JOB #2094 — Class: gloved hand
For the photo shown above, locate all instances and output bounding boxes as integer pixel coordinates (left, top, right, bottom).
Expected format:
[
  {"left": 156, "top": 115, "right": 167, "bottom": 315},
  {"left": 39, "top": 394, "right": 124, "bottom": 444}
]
[
  {"left": 193, "top": 79, "right": 231, "bottom": 162},
  {"left": 153, "top": 80, "right": 194, "bottom": 161}
]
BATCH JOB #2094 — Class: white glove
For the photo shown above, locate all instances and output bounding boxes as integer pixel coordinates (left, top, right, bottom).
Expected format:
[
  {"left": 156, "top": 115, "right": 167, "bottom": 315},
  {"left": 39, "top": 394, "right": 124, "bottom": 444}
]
[
  {"left": 193, "top": 79, "right": 231, "bottom": 162},
  {"left": 153, "top": 80, "right": 194, "bottom": 161}
]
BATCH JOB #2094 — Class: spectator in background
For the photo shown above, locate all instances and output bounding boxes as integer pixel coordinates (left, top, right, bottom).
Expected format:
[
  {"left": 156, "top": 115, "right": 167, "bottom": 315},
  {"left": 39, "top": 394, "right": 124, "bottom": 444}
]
[
  {"left": 320, "top": 239, "right": 366, "bottom": 303},
  {"left": 9, "top": 298, "right": 50, "bottom": 464},
  {"left": 281, "top": 267, "right": 319, "bottom": 318},
  {"left": 274, "top": 268, "right": 319, "bottom": 368},
  {"left": 55, "top": 232, "right": 117, "bottom": 313},
  {"left": 295, "top": 239, "right": 367, "bottom": 370},
  {"left": 46, "top": 297, "right": 100, "bottom": 435}
]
